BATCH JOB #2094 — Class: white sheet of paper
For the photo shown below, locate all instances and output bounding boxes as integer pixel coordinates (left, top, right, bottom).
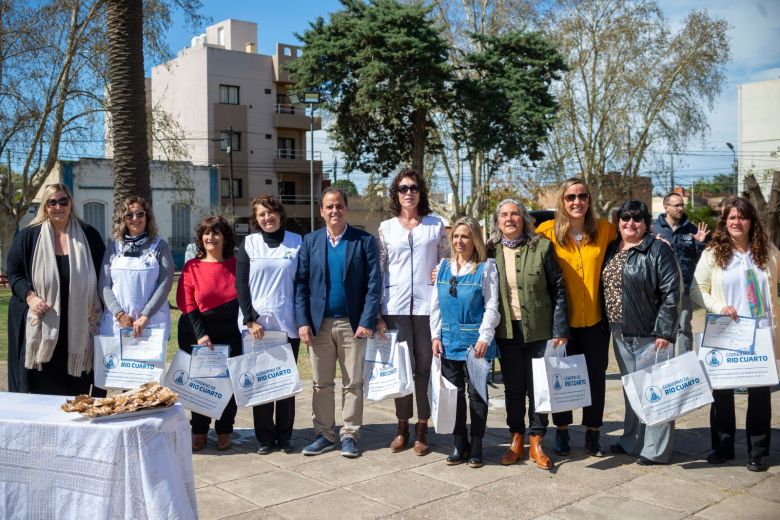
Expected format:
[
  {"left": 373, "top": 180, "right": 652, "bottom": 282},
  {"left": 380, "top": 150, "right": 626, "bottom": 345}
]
[
  {"left": 189, "top": 345, "right": 230, "bottom": 378},
  {"left": 365, "top": 330, "right": 397, "bottom": 364},
  {"left": 119, "top": 327, "right": 166, "bottom": 362},
  {"left": 241, "top": 330, "right": 289, "bottom": 355},
  {"left": 466, "top": 347, "right": 490, "bottom": 403},
  {"left": 701, "top": 314, "right": 757, "bottom": 353}
]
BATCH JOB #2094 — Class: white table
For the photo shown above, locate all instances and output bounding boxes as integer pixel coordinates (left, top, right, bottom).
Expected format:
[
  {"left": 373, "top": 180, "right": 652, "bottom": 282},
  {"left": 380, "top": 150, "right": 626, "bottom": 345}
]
[{"left": 0, "top": 393, "right": 197, "bottom": 520}]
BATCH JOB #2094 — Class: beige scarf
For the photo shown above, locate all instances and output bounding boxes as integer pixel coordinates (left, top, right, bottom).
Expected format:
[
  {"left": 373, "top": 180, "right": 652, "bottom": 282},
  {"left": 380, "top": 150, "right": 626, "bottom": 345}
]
[{"left": 26, "top": 219, "right": 102, "bottom": 375}]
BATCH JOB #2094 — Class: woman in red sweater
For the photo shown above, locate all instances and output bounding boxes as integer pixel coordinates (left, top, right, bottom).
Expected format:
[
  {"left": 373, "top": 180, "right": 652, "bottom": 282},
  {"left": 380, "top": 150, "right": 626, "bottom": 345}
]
[{"left": 176, "top": 216, "right": 241, "bottom": 451}]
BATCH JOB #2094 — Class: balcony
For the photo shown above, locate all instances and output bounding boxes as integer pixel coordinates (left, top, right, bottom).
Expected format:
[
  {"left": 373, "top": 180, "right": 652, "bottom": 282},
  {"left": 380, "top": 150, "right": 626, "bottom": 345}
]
[
  {"left": 272, "top": 104, "right": 322, "bottom": 131},
  {"left": 274, "top": 148, "right": 324, "bottom": 176}
]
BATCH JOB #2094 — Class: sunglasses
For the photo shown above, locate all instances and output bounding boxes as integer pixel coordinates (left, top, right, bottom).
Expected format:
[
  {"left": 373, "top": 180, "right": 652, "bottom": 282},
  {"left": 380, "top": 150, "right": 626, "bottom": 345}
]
[
  {"left": 620, "top": 214, "right": 644, "bottom": 223},
  {"left": 125, "top": 211, "right": 147, "bottom": 220},
  {"left": 398, "top": 184, "right": 420, "bottom": 195},
  {"left": 46, "top": 197, "right": 70, "bottom": 208},
  {"left": 449, "top": 276, "right": 458, "bottom": 297},
  {"left": 665, "top": 203, "right": 684, "bottom": 208},
  {"left": 564, "top": 193, "right": 589, "bottom": 202}
]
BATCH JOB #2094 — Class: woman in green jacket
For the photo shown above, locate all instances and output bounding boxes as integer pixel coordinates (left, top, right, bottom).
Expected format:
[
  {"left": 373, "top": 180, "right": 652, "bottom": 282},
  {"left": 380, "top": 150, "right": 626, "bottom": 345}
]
[{"left": 488, "top": 199, "right": 569, "bottom": 469}]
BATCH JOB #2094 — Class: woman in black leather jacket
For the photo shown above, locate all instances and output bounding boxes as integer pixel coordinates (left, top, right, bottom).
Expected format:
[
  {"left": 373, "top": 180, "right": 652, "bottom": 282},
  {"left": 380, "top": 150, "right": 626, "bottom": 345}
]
[{"left": 601, "top": 200, "right": 682, "bottom": 465}]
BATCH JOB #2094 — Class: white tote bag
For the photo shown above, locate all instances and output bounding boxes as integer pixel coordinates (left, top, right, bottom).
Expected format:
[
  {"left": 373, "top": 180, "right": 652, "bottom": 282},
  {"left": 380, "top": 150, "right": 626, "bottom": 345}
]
[
  {"left": 532, "top": 349, "right": 591, "bottom": 413},
  {"left": 364, "top": 341, "right": 413, "bottom": 401},
  {"left": 164, "top": 350, "right": 234, "bottom": 419},
  {"left": 622, "top": 350, "right": 714, "bottom": 426},
  {"left": 697, "top": 328, "right": 779, "bottom": 389},
  {"left": 428, "top": 356, "right": 458, "bottom": 434},
  {"left": 228, "top": 343, "right": 303, "bottom": 408}
]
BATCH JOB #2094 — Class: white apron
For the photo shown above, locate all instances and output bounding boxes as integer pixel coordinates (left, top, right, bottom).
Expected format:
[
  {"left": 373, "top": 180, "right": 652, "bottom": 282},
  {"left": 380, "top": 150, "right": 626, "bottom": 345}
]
[
  {"left": 100, "top": 238, "right": 171, "bottom": 339},
  {"left": 237, "top": 232, "right": 301, "bottom": 339}
]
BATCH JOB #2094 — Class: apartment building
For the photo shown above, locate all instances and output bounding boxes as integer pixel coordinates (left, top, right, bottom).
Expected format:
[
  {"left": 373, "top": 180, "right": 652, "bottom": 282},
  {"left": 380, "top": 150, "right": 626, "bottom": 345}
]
[
  {"left": 151, "top": 18, "right": 323, "bottom": 234},
  {"left": 738, "top": 78, "right": 780, "bottom": 195}
]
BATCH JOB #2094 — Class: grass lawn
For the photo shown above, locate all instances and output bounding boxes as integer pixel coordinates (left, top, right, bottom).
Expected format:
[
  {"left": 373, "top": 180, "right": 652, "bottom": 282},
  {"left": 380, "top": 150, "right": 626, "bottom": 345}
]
[{"left": 1, "top": 279, "right": 314, "bottom": 379}]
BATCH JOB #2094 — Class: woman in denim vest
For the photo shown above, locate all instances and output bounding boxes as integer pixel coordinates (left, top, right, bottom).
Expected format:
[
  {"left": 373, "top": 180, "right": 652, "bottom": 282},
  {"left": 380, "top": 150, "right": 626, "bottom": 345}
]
[{"left": 430, "top": 216, "right": 499, "bottom": 468}]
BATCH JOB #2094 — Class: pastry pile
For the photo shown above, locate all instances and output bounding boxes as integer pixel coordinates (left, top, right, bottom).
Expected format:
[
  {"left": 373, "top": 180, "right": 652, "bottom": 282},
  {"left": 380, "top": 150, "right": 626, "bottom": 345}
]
[{"left": 61, "top": 382, "right": 178, "bottom": 417}]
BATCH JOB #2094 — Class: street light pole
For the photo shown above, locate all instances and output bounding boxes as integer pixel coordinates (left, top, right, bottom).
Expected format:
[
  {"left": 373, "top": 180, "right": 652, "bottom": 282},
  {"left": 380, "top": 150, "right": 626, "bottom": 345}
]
[
  {"left": 726, "top": 142, "right": 737, "bottom": 195},
  {"left": 289, "top": 91, "right": 321, "bottom": 233}
]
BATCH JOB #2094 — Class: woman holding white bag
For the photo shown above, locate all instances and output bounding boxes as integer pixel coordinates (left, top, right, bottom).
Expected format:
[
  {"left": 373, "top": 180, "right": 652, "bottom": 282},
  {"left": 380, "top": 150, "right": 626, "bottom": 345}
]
[
  {"left": 430, "top": 216, "right": 500, "bottom": 468},
  {"left": 488, "top": 199, "right": 569, "bottom": 470},
  {"left": 601, "top": 200, "right": 682, "bottom": 466},
  {"left": 235, "top": 195, "right": 302, "bottom": 455},
  {"left": 691, "top": 196, "right": 779, "bottom": 472}
]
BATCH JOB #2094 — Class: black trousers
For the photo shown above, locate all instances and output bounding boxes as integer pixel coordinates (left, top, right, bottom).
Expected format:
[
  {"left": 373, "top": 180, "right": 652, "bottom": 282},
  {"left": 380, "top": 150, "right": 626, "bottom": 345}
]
[
  {"left": 384, "top": 315, "right": 433, "bottom": 421},
  {"left": 711, "top": 387, "right": 771, "bottom": 458},
  {"left": 552, "top": 323, "right": 610, "bottom": 429},
  {"left": 497, "top": 321, "right": 548, "bottom": 436},
  {"left": 441, "top": 357, "right": 488, "bottom": 438},
  {"left": 178, "top": 305, "right": 242, "bottom": 435},
  {"left": 253, "top": 338, "right": 301, "bottom": 444}
]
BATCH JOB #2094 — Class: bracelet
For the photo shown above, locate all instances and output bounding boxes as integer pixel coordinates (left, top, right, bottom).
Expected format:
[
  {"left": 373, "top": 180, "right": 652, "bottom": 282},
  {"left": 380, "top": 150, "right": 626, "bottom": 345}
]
[{"left": 115, "top": 311, "right": 125, "bottom": 319}]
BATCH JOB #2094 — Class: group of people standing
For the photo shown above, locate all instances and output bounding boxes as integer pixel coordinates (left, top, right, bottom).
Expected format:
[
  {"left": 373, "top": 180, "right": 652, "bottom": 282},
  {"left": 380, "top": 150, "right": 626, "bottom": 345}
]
[{"left": 5, "top": 172, "right": 776, "bottom": 472}]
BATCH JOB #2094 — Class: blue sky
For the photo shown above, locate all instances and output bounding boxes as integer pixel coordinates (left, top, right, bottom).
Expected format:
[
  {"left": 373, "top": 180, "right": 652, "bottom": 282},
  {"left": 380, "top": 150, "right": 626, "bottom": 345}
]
[{"left": 156, "top": 0, "right": 780, "bottom": 196}]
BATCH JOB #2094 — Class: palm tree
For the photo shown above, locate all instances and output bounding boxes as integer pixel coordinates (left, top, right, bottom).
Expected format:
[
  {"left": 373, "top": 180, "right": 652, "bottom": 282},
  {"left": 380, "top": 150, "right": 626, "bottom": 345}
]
[{"left": 106, "top": 0, "right": 151, "bottom": 204}]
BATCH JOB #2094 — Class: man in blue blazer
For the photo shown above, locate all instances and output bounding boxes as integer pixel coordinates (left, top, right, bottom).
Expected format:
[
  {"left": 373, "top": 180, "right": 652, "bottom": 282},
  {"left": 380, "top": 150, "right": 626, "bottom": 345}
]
[{"left": 295, "top": 186, "right": 381, "bottom": 458}]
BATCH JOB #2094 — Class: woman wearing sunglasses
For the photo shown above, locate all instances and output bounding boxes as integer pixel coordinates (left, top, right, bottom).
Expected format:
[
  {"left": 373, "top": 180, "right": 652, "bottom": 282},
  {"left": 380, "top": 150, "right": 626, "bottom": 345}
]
[
  {"left": 430, "top": 216, "right": 499, "bottom": 468},
  {"left": 6, "top": 184, "right": 106, "bottom": 395},
  {"left": 535, "top": 178, "right": 617, "bottom": 456},
  {"left": 602, "top": 200, "right": 681, "bottom": 465},
  {"left": 376, "top": 169, "right": 449, "bottom": 455},
  {"left": 98, "top": 197, "right": 174, "bottom": 341}
]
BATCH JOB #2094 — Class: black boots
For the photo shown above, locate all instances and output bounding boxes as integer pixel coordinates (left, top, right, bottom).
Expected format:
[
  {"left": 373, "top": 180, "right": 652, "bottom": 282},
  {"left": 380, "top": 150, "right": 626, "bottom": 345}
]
[
  {"left": 585, "top": 429, "right": 605, "bottom": 457},
  {"left": 468, "top": 436, "right": 484, "bottom": 468},
  {"left": 446, "top": 434, "right": 470, "bottom": 465}
]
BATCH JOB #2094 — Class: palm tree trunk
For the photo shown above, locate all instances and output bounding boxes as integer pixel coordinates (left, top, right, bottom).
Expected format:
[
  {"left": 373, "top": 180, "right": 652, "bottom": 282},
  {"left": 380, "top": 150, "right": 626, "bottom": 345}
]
[{"left": 107, "top": 0, "right": 151, "bottom": 205}]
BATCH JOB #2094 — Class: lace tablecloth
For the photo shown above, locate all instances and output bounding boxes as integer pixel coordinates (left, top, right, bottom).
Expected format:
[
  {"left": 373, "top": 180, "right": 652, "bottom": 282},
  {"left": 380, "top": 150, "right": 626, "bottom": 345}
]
[{"left": 0, "top": 393, "right": 197, "bottom": 520}]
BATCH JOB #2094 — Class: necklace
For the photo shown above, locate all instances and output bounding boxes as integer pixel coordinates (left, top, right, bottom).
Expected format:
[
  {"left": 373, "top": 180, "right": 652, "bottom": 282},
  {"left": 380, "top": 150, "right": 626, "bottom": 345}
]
[{"left": 573, "top": 231, "right": 584, "bottom": 242}]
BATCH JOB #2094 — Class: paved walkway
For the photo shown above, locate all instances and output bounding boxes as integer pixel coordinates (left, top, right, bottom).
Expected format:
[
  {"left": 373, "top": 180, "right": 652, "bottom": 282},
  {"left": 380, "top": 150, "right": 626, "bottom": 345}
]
[{"left": 2, "top": 310, "right": 779, "bottom": 519}]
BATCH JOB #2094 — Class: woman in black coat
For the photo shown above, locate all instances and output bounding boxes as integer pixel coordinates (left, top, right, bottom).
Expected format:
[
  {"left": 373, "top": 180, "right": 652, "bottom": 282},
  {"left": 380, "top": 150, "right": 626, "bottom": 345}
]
[{"left": 6, "top": 184, "right": 105, "bottom": 395}]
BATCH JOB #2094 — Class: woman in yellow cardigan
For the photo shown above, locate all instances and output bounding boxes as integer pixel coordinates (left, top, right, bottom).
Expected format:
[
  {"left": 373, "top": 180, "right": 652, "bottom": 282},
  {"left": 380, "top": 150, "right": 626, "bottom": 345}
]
[
  {"left": 536, "top": 178, "right": 616, "bottom": 457},
  {"left": 691, "top": 196, "right": 779, "bottom": 472}
]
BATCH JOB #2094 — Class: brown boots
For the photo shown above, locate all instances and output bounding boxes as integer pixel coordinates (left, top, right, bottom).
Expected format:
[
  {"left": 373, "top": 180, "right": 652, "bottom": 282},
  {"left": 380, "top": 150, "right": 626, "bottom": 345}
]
[
  {"left": 500, "top": 432, "right": 525, "bottom": 465},
  {"left": 413, "top": 422, "right": 430, "bottom": 455},
  {"left": 390, "top": 420, "right": 410, "bottom": 452},
  {"left": 529, "top": 434, "right": 552, "bottom": 470},
  {"left": 390, "top": 420, "right": 430, "bottom": 455},
  {"left": 192, "top": 434, "right": 207, "bottom": 452}
]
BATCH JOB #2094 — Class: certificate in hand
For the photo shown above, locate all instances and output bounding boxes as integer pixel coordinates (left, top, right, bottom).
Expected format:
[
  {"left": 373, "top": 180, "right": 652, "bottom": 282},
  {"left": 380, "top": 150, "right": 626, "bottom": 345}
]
[
  {"left": 701, "top": 313, "right": 757, "bottom": 354},
  {"left": 466, "top": 347, "right": 490, "bottom": 404},
  {"left": 241, "top": 330, "right": 289, "bottom": 355},
  {"left": 119, "top": 327, "right": 166, "bottom": 362},
  {"left": 189, "top": 345, "right": 230, "bottom": 378}
]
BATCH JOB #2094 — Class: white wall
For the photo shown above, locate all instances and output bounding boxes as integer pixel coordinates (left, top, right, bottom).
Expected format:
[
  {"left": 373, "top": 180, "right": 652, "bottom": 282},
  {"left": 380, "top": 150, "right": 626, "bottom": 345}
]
[{"left": 738, "top": 78, "right": 780, "bottom": 194}]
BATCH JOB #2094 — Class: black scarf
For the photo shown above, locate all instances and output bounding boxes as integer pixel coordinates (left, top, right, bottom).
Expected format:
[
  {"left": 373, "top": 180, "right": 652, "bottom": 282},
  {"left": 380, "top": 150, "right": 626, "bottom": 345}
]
[{"left": 122, "top": 232, "right": 149, "bottom": 257}]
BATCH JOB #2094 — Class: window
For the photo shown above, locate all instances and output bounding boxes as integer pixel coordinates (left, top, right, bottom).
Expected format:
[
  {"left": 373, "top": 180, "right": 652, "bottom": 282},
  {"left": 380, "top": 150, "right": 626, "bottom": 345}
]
[
  {"left": 82, "top": 202, "right": 106, "bottom": 241},
  {"left": 217, "top": 27, "right": 224, "bottom": 46},
  {"left": 221, "top": 178, "right": 243, "bottom": 199},
  {"left": 171, "top": 203, "right": 191, "bottom": 250},
  {"left": 278, "top": 181, "right": 296, "bottom": 204},
  {"left": 219, "top": 131, "right": 241, "bottom": 151},
  {"left": 219, "top": 84, "right": 239, "bottom": 105},
  {"left": 277, "top": 137, "right": 295, "bottom": 159}
]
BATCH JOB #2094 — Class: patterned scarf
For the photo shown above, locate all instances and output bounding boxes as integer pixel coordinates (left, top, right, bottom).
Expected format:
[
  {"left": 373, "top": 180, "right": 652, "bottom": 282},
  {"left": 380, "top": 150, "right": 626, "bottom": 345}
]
[
  {"left": 122, "top": 232, "right": 149, "bottom": 257},
  {"left": 744, "top": 267, "right": 768, "bottom": 318},
  {"left": 502, "top": 237, "right": 523, "bottom": 249}
]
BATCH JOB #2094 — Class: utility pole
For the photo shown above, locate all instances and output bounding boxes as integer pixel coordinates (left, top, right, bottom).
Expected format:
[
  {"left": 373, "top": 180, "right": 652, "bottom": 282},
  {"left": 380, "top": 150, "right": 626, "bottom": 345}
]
[
  {"left": 726, "top": 142, "right": 737, "bottom": 195},
  {"left": 333, "top": 156, "right": 338, "bottom": 182},
  {"left": 669, "top": 152, "right": 675, "bottom": 193},
  {"left": 212, "top": 127, "right": 236, "bottom": 227}
]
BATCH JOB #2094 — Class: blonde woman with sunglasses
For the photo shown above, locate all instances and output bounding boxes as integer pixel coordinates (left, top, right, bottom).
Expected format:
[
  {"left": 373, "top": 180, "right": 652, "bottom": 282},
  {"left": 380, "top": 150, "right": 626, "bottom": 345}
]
[
  {"left": 6, "top": 184, "right": 106, "bottom": 395},
  {"left": 430, "top": 216, "right": 499, "bottom": 468},
  {"left": 535, "top": 178, "right": 617, "bottom": 457}
]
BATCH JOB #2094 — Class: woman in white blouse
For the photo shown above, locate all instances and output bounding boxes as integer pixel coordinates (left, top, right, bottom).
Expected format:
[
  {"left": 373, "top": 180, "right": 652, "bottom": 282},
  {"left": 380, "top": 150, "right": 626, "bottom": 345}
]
[
  {"left": 376, "top": 169, "right": 448, "bottom": 456},
  {"left": 691, "top": 196, "right": 779, "bottom": 472},
  {"left": 431, "top": 216, "right": 500, "bottom": 468}
]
